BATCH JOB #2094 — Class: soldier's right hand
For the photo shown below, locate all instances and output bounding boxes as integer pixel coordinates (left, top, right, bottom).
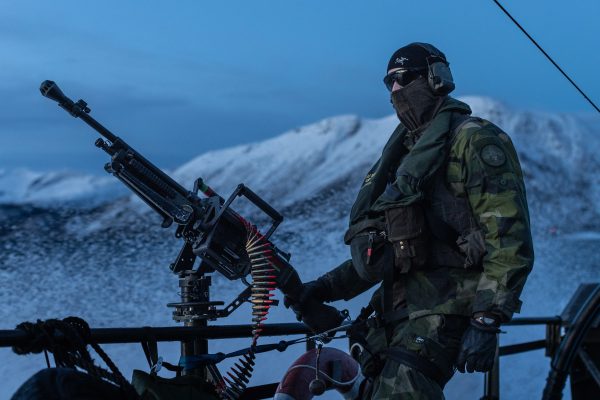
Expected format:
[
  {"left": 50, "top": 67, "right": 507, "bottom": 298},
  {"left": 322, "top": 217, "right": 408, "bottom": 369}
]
[
  {"left": 283, "top": 278, "right": 330, "bottom": 307},
  {"left": 301, "top": 301, "right": 345, "bottom": 334},
  {"left": 283, "top": 279, "right": 330, "bottom": 317},
  {"left": 283, "top": 280, "right": 344, "bottom": 333}
]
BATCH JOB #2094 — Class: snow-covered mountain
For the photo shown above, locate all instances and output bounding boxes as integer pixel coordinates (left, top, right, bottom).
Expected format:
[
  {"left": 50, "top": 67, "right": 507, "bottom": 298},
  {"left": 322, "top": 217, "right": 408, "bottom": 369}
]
[
  {"left": 0, "top": 169, "right": 124, "bottom": 206},
  {"left": 3, "top": 96, "right": 599, "bottom": 232},
  {"left": 1, "top": 96, "right": 599, "bottom": 399}
]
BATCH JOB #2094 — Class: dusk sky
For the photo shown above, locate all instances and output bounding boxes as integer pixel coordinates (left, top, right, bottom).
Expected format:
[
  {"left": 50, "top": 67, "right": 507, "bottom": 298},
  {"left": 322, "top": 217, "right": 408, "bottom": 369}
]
[{"left": 2, "top": 0, "right": 599, "bottom": 173}]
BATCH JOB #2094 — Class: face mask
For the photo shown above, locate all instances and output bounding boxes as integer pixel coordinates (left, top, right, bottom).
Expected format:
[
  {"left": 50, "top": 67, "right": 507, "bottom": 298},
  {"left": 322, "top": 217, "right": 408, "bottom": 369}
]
[{"left": 390, "top": 77, "right": 444, "bottom": 131}]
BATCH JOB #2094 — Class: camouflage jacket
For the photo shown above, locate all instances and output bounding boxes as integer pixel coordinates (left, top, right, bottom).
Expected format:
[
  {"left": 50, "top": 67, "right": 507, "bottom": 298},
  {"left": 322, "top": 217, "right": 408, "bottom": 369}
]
[{"left": 323, "top": 98, "right": 534, "bottom": 322}]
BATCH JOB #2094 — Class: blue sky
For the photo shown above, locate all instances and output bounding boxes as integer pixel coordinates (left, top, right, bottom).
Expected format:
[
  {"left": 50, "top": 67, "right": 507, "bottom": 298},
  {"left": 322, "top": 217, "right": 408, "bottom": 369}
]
[{"left": 2, "top": 0, "right": 599, "bottom": 172}]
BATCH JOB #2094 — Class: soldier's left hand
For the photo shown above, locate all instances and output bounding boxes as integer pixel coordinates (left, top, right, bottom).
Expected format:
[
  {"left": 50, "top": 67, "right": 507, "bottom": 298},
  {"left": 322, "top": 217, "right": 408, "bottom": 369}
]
[{"left": 455, "top": 318, "right": 500, "bottom": 373}]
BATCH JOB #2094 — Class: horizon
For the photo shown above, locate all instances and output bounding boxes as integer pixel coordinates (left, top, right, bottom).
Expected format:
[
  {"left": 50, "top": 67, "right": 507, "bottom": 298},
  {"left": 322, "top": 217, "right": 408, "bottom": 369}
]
[{"left": 2, "top": 94, "right": 599, "bottom": 177}]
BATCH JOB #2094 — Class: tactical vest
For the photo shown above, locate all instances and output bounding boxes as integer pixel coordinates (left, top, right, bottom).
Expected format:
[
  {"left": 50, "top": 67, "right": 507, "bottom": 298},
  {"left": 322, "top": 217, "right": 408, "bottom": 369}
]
[
  {"left": 346, "top": 106, "right": 485, "bottom": 274},
  {"left": 404, "top": 113, "right": 484, "bottom": 270},
  {"left": 425, "top": 122, "right": 481, "bottom": 268},
  {"left": 425, "top": 116, "right": 486, "bottom": 268}
]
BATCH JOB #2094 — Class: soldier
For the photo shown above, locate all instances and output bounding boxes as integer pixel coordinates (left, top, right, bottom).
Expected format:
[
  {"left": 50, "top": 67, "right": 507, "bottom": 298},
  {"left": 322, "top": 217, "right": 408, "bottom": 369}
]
[{"left": 286, "top": 42, "right": 534, "bottom": 399}]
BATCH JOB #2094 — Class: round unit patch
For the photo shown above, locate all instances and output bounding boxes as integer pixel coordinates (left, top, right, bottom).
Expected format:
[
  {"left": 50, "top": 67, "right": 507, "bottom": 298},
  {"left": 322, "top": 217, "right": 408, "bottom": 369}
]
[{"left": 480, "top": 144, "right": 506, "bottom": 167}]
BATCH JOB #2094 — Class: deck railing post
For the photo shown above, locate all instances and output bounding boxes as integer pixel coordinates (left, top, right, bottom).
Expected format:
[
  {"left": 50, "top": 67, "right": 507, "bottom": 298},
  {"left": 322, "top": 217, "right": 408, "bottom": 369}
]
[{"left": 481, "top": 340, "right": 500, "bottom": 400}]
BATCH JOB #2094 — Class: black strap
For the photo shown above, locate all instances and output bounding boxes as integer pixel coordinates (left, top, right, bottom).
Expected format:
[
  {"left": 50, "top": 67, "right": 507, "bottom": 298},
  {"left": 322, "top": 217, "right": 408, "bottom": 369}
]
[
  {"left": 141, "top": 327, "right": 159, "bottom": 374},
  {"left": 383, "top": 347, "right": 451, "bottom": 388},
  {"left": 140, "top": 327, "right": 182, "bottom": 375},
  {"left": 347, "top": 315, "right": 378, "bottom": 363},
  {"left": 358, "top": 303, "right": 375, "bottom": 322},
  {"left": 382, "top": 243, "right": 395, "bottom": 345},
  {"left": 365, "top": 308, "right": 409, "bottom": 330},
  {"left": 380, "top": 308, "right": 409, "bottom": 325},
  {"left": 344, "top": 218, "right": 386, "bottom": 244}
]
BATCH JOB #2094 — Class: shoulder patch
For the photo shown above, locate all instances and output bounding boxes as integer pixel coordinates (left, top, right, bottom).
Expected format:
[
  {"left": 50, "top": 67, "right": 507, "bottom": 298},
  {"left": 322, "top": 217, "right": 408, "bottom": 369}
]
[{"left": 480, "top": 144, "right": 506, "bottom": 167}]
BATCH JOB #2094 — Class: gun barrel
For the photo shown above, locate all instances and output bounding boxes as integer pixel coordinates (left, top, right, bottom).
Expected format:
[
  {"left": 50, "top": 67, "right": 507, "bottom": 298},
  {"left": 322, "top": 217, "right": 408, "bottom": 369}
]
[
  {"left": 40, "top": 80, "right": 118, "bottom": 142},
  {"left": 77, "top": 112, "right": 118, "bottom": 143}
]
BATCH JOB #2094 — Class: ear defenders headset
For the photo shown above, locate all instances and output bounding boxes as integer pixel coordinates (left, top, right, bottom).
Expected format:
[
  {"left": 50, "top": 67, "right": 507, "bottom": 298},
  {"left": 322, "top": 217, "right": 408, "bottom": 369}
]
[{"left": 412, "top": 42, "right": 456, "bottom": 95}]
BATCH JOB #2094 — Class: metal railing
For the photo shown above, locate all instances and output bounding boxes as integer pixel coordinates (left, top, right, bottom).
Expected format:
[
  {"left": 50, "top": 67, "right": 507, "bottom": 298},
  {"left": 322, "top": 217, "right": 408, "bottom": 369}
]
[{"left": 1, "top": 283, "right": 598, "bottom": 399}]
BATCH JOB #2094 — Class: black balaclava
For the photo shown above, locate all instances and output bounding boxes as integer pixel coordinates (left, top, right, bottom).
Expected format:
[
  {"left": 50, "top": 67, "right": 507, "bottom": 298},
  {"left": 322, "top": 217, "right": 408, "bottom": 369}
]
[
  {"left": 391, "top": 76, "right": 445, "bottom": 133},
  {"left": 387, "top": 42, "right": 449, "bottom": 133}
]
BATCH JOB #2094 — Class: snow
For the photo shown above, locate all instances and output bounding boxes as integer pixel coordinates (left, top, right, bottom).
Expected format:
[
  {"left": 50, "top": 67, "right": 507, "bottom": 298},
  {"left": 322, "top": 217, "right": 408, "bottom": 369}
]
[
  {"left": 174, "top": 114, "right": 377, "bottom": 207},
  {"left": 0, "top": 168, "right": 124, "bottom": 207},
  {"left": 1, "top": 96, "right": 599, "bottom": 399}
]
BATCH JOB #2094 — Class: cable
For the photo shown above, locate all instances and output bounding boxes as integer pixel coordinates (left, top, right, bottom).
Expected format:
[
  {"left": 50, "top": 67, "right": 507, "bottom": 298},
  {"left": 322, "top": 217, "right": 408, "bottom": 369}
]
[{"left": 492, "top": 0, "right": 600, "bottom": 114}]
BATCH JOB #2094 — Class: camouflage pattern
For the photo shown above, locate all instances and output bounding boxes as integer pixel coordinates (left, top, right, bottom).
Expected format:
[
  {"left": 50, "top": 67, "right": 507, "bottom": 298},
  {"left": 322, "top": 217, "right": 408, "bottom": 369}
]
[
  {"left": 359, "top": 314, "right": 469, "bottom": 399},
  {"left": 327, "top": 97, "right": 534, "bottom": 322},
  {"left": 320, "top": 97, "right": 533, "bottom": 398},
  {"left": 452, "top": 117, "right": 534, "bottom": 320},
  {"left": 370, "top": 363, "right": 443, "bottom": 400}
]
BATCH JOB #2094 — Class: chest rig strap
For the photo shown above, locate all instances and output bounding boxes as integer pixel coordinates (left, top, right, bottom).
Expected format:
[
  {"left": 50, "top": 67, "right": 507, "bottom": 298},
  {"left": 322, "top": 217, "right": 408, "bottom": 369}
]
[
  {"left": 383, "top": 243, "right": 395, "bottom": 344},
  {"left": 422, "top": 112, "right": 477, "bottom": 252}
]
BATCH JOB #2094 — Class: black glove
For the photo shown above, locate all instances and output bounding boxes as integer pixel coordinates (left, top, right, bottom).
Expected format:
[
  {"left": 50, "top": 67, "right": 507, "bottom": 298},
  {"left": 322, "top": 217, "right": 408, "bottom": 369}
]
[
  {"left": 283, "top": 279, "right": 330, "bottom": 320},
  {"left": 283, "top": 279, "right": 343, "bottom": 334},
  {"left": 455, "top": 318, "right": 500, "bottom": 373}
]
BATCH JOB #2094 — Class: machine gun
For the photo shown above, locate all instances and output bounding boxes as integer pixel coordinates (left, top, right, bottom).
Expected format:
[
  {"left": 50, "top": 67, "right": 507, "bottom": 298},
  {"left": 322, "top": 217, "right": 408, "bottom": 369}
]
[
  {"left": 38, "top": 80, "right": 344, "bottom": 398},
  {"left": 40, "top": 80, "right": 284, "bottom": 281}
]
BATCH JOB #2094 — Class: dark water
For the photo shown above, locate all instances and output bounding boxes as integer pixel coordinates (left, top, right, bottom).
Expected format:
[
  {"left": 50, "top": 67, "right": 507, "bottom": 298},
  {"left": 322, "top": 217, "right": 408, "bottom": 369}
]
[{"left": 0, "top": 202, "right": 597, "bottom": 399}]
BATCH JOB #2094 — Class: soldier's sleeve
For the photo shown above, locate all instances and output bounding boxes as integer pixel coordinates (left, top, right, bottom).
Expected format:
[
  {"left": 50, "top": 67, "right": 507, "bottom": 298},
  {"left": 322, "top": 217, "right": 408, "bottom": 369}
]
[
  {"left": 319, "top": 259, "right": 377, "bottom": 301},
  {"left": 460, "top": 124, "right": 534, "bottom": 322}
]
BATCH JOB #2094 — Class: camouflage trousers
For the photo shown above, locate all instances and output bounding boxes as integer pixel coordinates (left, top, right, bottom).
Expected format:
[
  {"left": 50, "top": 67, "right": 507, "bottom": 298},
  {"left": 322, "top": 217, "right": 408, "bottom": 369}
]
[{"left": 357, "top": 314, "right": 469, "bottom": 400}]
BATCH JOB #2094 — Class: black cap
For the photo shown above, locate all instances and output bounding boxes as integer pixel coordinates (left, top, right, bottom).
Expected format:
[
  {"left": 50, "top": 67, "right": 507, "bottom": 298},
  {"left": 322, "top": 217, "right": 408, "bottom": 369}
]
[{"left": 387, "top": 42, "right": 447, "bottom": 72}]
